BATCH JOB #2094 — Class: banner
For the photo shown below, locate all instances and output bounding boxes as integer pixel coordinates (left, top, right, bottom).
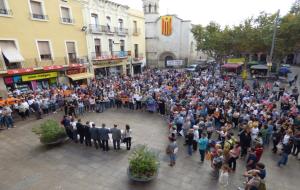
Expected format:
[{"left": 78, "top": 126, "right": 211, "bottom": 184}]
[
  {"left": 22, "top": 72, "right": 58, "bottom": 82},
  {"left": 166, "top": 60, "right": 184, "bottom": 66},
  {"left": 227, "top": 58, "right": 245, "bottom": 64},
  {"left": 161, "top": 16, "right": 172, "bottom": 36}
]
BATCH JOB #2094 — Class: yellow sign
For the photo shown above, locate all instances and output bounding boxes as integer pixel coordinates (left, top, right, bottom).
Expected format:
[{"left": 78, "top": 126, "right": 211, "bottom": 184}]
[
  {"left": 22, "top": 72, "right": 58, "bottom": 82},
  {"left": 162, "top": 16, "right": 172, "bottom": 36},
  {"left": 228, "top": 58, "right": 245, "bottom": 64}
]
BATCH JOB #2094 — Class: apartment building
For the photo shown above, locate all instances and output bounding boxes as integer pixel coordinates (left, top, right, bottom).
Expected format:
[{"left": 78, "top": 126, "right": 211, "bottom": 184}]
[
  {"left": 0, "top": 0, "right": 89, "bottom": 97},
  {"left": 82, "top": 0, "right": 145, "bottom": 77}
]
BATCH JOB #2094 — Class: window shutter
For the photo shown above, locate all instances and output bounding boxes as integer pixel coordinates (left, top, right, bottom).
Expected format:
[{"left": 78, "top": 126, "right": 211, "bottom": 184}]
[
  {"left": 30, "top": 1, "right": 43, "bottom": 14},
  {"left": 38, "top": 41, "right": 51, "bottom": 55},
  {"left": 61, "top": 7, "right": 70, "bottom": 18},
  {"left": 66, "top": 42, "right": 76, "bottom": 53}
]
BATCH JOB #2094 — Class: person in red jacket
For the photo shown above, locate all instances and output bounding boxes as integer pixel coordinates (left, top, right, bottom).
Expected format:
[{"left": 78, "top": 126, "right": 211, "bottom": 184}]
[{"left": 255, "top": 144, "right": 264, "bottom": 162}]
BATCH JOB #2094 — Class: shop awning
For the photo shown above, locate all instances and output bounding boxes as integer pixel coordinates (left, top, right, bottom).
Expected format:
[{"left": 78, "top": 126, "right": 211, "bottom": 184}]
[
  {"left": 67, "top": 73, "right": 94, "bottom": 81},
  {"left": 0, "top": 41, "right": 24, "bottom": 63}
]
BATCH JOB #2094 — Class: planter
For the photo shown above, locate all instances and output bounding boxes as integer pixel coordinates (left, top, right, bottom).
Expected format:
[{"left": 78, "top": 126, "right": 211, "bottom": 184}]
[
  {"left": 41, "top": 137, "right": 69, "bottom": 146},
  {"left": 127, "top": 167, "right": 158, "bottom": 182}
]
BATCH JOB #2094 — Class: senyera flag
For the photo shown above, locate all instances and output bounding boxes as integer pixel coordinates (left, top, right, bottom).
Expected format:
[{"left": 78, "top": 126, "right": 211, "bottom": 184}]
[{"left": 161, "top": 16, "right": 172, "bottom": 36}]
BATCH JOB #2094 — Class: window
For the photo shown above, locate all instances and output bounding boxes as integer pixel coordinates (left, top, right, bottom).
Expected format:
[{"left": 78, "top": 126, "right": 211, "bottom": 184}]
[
  {"left": 91, "top": 13, "right": 98, "bottom": 25},
  {"left": 61, "top": 6, "right": 72, "bottom": 23},
  {"left": 120, "top": 40, "right": 125, "bottom": 52},
  {"left": 0, "top": 0, "right": 10, "bottom": 15},
  {"left": 37, "top": 41, "right": 52, "bottom": 60},
  {"left": 30, "top": 0, "right": 47, "bottom": 20},
  {"left": 108, "top": 39, "right": 113, "bottom": 55},
  {"left": 106, "top": 16, "right": 111, "bottom": 32},
  {"left": 118, "top": 19, "right": 123, "bottom": 30},
  {"left": 134, "top": 44, "right": 139, "bottom": 58},
  {"left": 149, "top": 4, "right": 151, "bottom": 13},
  {"left": 66, "top": 42, "right": 76, "bottom": 63},
  {"left": 94, "top": 39, "right": 101, "bottom": 57},
  {"left": 133, "top": 21, "right": 138, "bottom": 33},
  {"left": 0, "top": 40, "right": 24, "bottom": 69}
]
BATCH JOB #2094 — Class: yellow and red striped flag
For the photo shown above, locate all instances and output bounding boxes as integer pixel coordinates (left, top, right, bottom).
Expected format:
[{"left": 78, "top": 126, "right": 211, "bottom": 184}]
[{"left": 161, "top": 16, "right": 172, "bottom": 36}]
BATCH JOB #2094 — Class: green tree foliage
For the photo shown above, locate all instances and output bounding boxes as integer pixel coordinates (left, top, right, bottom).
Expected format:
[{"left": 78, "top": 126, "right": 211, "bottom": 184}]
[{"left": 192, "top": 1, "right": 300, "bottom": 61}]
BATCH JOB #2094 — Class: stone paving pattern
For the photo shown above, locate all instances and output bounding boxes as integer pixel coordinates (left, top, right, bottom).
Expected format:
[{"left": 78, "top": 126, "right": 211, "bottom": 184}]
[{"left": 0, "top": 109, "right": 300, "bottom": 190}]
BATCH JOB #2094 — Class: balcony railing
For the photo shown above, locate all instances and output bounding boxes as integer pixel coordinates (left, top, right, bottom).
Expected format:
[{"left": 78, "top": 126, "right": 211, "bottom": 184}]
[
  {"left": 61, "top": 17, "right": 74, "bottom": 24},
  {"left": 31, "top": 13, "right": 48, "bottom": 20},
  {"left": 89, "top": 24, "right": 106, "bottom": 34},
  {"left": 0, "top": 56, "right": 89, "bottom": 71},
  {"left": 91, "top": 51, "right": 128, "bottom": 61},
  {"left": 0, "top": 8, "right": 13, "bottom": 15},
  {"left": 133, "top": 53, "right": 144, "bottom": 62},
  {"left": 132, "top": 28, "right": 141, "bottom": 36},
  {"left": 115, "top": 27, "right": 128, "bottom": 36}
]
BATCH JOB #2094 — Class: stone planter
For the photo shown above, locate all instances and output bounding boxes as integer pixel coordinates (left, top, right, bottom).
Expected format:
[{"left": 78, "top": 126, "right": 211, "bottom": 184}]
[{"left": 127, "top": 167, "right": 158, "bottom": 182}]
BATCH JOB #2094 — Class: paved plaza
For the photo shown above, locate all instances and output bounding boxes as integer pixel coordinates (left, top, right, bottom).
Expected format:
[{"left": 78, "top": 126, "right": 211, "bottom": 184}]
[{"left": 0, "top": 109, "right": 300, "bottom": 190}]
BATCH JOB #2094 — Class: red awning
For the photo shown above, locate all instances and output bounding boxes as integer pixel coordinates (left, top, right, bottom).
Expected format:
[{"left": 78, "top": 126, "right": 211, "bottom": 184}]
[
  {"left": 7, "top": 68, "right": 34, "bottom": 75},
  {"left": 69, "top": 64, "right": 83, "bottom": 68},
  {"left": 221, "top": 64, "right": 242, "bottom": 69},
  {"left": 43, "top": 65, "right": 63, "bottom": 71}
]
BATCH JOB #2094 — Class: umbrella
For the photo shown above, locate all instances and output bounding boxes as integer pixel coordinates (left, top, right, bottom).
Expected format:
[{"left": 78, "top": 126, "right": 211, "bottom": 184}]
[{"left": 279, "top": 67, "right": 291, "bottom": 74}]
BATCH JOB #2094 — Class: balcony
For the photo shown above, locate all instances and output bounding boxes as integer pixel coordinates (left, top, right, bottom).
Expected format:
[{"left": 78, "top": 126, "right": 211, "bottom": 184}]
[
  {"left": 91, "top": 51, "right": 128, "bottom": 61},
  {"left": 0, "top": 8, "right": 13, "bottom": 16},
  {"left": 61, "top": 17, "right": 74, "bottom": 24},
  {"left": 89, "top": 24, "right": 106, "bottom": 34},
  {"left": 132, "top": 53, "right": 144, "bottom": 62},
  {"left": 132, "top": 28, "right": 141, "bottom": 36},
  {"left": 30, "top": 13, "right": 48, "bottom": 20},
  {"left": 69, "top": 56, "right": 89, "bottom": 65},
  {"left": 115, "top": 27, "right": 128, "bottom": 36}
]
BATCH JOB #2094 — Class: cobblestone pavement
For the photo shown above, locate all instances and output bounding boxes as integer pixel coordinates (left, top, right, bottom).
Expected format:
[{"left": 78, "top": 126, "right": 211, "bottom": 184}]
[{"left": 0, "top": 109, "right": 300, "bottom": 190}]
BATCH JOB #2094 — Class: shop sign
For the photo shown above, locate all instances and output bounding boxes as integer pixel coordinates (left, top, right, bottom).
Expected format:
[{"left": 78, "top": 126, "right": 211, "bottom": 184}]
[
  {"left": 166, "top": 60, "right": 184, "bottom": 66},
  {"left": 43, "top": 65, "right": 63, "bottom": 71},
  {"left": 13, "top": 76, "right": 21, "bottom": 83},
  {"left": 7, "top": 68, "right": 34, "bottom": 75},
  {"left": 66, "top": 67, "right": 86, "bottom": 75},
  {"left": 22, "top": 72, "right": 58, "bottom": 82},
  {"left": 4, "top": 77, "right": 13, "bottom": 84}
]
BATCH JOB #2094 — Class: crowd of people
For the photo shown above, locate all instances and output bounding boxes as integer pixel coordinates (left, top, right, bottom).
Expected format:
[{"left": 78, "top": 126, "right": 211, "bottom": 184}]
[{"left": 0, "top": 63, "right": 299, "bottom": 190}]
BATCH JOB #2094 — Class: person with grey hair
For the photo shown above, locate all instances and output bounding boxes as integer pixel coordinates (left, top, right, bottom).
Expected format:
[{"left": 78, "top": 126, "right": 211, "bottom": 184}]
[
  {"left": 98, "top": 123, "right": 110, "bottom": 151},
  {"left": 110, "top": 124, "right": 122, "bottom": 150}
]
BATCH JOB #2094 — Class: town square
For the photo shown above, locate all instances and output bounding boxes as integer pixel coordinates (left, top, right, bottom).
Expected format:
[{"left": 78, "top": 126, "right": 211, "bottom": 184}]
[{"left": 0, "top": 0, "right": 300, "bottom": 190}]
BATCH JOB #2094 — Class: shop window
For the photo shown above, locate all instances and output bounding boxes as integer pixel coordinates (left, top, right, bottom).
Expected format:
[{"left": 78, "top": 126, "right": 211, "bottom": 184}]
[
  {"left": 60, "top": 6, "right": 72, "bottom": 23},
  {"left": 37, "top": 41, "right": 52, "bottom": 60},
  {"left": 30, "top": 0, "right": 47, "bottom": 20},
  {"left": 66, "top": 41, "right": 76, "bottom": 63}
]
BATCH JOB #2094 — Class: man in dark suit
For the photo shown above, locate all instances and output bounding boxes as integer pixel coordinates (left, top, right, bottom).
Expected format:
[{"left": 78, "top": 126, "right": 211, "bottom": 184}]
[
  {"left": 110, "top": 124, "right": 122, "bottom": 150},
  {"left": 76, "top": 119, "right": 85, "bottom": 144},
  {"left": 90, "top": 123, "right": 99, "bottom": 149},
  {"left": 98, "top": 123, "right": 110, "bottom": 151},
  {"left": 84, "top": 121, "right": 92, "bottom": 147}
]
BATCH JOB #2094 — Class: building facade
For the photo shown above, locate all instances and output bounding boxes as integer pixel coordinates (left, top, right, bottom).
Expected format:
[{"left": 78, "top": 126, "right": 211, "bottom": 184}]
[
  {"left": 81, "top": 0, "right": 146, "bottom": 78},
  {"left": 142, "top": 0, "right": 202, "bottom": 68},
  {"left": 0, "top": 0, "right": 89, "bottom": 97}
]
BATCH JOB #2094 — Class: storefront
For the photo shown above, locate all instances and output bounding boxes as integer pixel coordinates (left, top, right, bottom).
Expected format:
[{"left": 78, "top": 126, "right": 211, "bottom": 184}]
[
  {"left": 4, "top": 71, "right": 58, "bottom": 93},
  {"left": 67, "top": 67, "right": 93, "bottom": 85},
  {"left": 93, "top": 59, "right": 126, "bottom": 78},
  {"left": 132, "top": 63, "right": 142, "bottom": 75}
]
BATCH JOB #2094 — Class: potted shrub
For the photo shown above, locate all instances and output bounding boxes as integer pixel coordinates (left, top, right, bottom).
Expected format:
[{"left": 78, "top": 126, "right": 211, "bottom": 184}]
[
  {"left": 32, "top": 119, "right": 68, "bottom": 145},
  {"left": 128, "top": 145, "right": 160, "bottom": 182}
]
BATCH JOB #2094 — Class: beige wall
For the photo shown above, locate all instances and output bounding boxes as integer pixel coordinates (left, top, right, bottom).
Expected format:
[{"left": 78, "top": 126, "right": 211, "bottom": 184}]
[{"left": 0, "top": 0, "right": 88, "bottom": 69}]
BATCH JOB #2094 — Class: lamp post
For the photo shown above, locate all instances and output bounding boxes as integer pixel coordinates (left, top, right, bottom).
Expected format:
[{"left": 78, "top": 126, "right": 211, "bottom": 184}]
[{"left": 269, "top": 10, "right": 280, "bottom": 74}]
